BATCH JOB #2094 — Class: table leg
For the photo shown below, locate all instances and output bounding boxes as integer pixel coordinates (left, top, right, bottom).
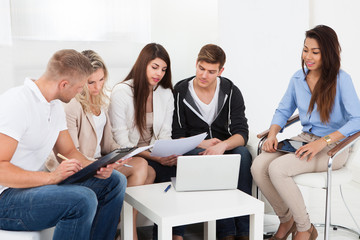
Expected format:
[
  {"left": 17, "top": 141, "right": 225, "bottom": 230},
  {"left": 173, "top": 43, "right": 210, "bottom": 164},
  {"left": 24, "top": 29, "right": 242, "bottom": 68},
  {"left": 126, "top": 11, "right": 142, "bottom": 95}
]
[
  {"left": 204, "top": 220, "right": 216, "bottom": 240},
  {"left": 249, "top": 211, "right": 264, "bottom": 240},
  {"left": 158, "top": 223, "right": 172, "bottom": 240},
  {"left": 121, "top": 201, "right": 133, "bottom": 240}
]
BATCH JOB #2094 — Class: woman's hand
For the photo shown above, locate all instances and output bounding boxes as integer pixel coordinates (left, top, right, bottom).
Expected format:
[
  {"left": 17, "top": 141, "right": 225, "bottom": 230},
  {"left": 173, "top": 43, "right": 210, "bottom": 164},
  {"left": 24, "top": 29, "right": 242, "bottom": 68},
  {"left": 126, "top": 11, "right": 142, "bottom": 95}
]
[
  {"left": 262, "top": 136, "right": 278, "bottom": 153},
  {"left": 113, "top": 157, "right": 130, "bottom": 171},
  {"left": 295, "top": 138, "right": 327, "bottom": 161},
  {"left": 156, "top": 155, "right": 178, "bottom": 166}
]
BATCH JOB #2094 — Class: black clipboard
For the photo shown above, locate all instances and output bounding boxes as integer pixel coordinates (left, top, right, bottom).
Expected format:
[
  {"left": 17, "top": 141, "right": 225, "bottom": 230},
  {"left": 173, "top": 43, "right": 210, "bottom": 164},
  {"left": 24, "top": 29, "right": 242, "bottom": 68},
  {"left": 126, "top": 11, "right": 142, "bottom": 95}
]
[
  {"left": 277, "top": 139, "right": 307, "bottom": 153},
  {"left": 58, "top": 147, "right": 136, "bottom": 185}
]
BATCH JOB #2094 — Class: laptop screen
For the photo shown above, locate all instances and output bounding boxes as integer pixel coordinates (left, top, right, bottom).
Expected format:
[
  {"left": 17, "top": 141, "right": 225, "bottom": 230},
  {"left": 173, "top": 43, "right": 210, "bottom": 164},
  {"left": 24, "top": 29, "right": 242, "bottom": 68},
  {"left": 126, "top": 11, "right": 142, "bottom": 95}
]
[{"left": 172, "top": 154, "right": 241, "bottom": 191}]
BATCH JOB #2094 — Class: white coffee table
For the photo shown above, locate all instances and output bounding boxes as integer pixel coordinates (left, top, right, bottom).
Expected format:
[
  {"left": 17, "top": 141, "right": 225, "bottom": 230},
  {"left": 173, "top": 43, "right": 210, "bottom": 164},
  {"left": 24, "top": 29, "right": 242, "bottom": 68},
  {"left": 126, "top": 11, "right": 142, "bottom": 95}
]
[{"left": 121, "top": 182, "right": 264, "bottom": 240}]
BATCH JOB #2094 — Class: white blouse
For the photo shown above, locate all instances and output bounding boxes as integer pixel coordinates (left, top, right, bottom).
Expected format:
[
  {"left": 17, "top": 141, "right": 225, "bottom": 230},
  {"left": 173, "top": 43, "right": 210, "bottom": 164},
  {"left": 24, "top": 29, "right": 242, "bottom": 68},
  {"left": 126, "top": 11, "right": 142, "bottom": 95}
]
[{"left": 92, "top": 109, "right": 106, "bottom": 158}]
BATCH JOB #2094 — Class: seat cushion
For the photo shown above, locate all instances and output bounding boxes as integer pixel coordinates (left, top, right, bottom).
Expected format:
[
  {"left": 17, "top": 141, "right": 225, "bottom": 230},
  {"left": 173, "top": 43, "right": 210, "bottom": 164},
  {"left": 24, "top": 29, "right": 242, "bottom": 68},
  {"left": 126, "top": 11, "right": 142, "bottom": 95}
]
[
  {"left": 0, "top": 227, "right": 54, "bottom": 240},
  {"left": 293, "top": 167, "right": 352, "bottom": 188}
]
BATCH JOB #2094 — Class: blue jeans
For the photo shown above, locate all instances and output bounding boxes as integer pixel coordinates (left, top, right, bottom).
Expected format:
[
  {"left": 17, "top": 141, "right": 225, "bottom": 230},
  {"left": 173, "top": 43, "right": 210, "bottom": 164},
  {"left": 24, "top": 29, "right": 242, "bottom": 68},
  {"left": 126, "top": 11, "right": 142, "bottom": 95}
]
[
  {"left": 184, "top": 146, "right": 253, "bottom": 238},
  {"left": 0, "top": 171, "right": 127, "bottom": 240}
]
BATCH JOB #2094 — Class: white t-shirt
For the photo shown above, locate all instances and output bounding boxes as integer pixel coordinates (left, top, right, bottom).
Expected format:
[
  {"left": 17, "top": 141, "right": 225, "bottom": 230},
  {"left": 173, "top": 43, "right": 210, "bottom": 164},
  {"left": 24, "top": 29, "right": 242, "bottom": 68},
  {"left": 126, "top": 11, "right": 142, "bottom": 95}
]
[
  {"left": 189, "top": 78, "right": 220, "bottom": 125},
  {"left": 0, "top": 78, "right": 67, "bottom": 194},
  {"left": 92, "top": 109, "right": 106, "bottom": 158}
]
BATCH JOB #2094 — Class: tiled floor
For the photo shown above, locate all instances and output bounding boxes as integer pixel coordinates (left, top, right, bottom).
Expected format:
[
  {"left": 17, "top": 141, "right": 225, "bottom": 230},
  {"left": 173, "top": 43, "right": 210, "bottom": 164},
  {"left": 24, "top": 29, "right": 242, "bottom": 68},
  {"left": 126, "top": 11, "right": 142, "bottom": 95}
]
[{"left": 136, "top": 180, "right": 360, "bottom": 239}]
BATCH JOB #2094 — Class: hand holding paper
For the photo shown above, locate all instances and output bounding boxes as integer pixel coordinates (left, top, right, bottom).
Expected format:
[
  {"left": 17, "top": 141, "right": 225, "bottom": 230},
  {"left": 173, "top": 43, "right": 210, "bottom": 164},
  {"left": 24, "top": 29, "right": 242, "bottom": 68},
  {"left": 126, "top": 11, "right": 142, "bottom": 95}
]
[{"left": 150, "top": 133, "right": 207, "bottom": 157}]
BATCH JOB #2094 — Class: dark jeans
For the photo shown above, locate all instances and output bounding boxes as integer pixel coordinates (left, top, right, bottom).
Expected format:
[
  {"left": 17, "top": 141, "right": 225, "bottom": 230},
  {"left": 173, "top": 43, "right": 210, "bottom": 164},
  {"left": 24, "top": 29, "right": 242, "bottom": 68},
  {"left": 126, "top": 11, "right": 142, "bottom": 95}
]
[
  {"left": 0, "top": 171, "right": 127, "bottom": 240},
  {"left": 150, "top": 146, "right": 253, "bottom": 239},
  {"left": 146, "top": 159, "right": 177, "bottom": 183}
]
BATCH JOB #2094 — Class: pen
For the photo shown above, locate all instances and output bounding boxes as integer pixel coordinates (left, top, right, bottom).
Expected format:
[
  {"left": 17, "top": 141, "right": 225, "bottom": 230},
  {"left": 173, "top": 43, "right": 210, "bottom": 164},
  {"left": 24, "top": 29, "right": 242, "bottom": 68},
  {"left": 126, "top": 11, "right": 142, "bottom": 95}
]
[
  {"left": 164, "top": 184, "right": 171, "bottom": 193},
  {"left": 57, "top": 153, "right": 69, "bottom": 161},
  {"left": 114, "top": 161, "right": 133, "bottom": 168}
]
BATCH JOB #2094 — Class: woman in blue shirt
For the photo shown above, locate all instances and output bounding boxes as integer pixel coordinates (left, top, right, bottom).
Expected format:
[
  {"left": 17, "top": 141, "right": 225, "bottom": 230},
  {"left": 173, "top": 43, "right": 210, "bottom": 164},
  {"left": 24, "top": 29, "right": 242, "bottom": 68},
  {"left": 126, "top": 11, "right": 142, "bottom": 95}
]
[{"left": 251, "top": 25, "right": 360, "bottom": 240}]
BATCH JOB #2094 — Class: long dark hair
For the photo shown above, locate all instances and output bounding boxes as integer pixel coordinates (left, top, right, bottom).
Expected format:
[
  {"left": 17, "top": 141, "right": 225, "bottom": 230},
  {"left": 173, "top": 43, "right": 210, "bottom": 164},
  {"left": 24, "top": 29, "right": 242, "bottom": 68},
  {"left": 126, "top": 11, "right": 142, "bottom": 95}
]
[
  {"left": 123, "top": 43, "right": 172, "bottom": 136},
  {"left": 302, "top": 25, "right": 341, "bottom": 123}
]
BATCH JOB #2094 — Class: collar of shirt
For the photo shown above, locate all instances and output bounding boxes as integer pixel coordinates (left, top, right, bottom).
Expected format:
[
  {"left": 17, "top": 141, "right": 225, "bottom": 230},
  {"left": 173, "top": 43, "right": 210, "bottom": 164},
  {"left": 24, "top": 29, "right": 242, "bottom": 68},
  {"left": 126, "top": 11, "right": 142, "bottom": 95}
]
[{"left": 24, "top": 78, "right": 57, "bottom": 105}]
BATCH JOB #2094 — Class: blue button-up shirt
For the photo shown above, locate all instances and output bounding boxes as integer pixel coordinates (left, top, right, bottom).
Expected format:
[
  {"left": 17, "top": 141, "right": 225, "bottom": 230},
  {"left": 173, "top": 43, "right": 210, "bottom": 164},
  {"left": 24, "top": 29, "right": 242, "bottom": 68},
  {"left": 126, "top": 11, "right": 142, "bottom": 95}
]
[{"left": 271, "top": 69, "right": 360, "bottom": 137}]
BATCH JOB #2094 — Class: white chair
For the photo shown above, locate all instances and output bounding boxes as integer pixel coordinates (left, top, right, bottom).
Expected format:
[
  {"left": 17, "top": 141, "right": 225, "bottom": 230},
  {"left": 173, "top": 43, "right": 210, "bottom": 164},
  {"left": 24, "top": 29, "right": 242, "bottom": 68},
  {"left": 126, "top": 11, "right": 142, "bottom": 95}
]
[
  {"left": 0, "top": 227, "right": 55, "bottom": 240},
  {"left": 256, "top": 114, "right": 360, "bottom": 240}
]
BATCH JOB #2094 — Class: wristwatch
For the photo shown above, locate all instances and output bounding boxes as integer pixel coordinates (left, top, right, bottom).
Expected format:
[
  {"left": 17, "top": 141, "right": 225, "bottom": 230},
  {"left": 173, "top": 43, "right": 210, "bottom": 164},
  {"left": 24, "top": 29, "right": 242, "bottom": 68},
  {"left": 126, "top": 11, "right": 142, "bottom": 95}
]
[{"left": 323, "top": 135, "right": 331, "bottom": 145}]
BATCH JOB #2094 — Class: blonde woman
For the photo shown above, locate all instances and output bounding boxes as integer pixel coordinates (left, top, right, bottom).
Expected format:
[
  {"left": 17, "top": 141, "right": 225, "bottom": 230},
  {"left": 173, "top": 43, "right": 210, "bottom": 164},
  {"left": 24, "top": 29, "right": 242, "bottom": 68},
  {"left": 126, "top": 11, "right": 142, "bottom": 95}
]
[{"left": 46, "top": 50, "right": 154, "bottom": 240}]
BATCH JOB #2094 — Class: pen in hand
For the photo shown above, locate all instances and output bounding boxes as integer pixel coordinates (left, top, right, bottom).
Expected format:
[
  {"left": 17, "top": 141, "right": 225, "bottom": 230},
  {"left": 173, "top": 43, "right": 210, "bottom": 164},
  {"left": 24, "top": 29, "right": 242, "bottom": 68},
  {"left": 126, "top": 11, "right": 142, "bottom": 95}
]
[
  {"left": 56, "top": 153, "right": 83, "bottom": 170},
  {"left": 57, "top": 153, "right": 69, "bottom": 161},
  {"left": 164, "top": 184, "right": 171, "bottom": 193}
]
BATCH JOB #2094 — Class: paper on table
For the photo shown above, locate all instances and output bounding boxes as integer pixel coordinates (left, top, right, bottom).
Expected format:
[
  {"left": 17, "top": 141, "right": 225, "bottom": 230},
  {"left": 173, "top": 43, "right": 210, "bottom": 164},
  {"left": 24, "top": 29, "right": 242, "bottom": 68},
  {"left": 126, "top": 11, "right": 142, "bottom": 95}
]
[
  {"left": 121, "top": 145, "right": 153, "bottom": 160},
  {"left": 150, "top": 132, "right": 207, "bottom": 157}
]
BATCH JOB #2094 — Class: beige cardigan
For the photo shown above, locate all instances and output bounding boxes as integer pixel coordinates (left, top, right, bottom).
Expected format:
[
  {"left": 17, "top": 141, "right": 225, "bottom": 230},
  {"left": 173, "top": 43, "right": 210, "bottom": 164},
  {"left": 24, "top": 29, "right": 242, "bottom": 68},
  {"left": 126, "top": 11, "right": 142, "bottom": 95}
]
[{"left": 45, "top": 98, "right": 119, "bottom": 171}]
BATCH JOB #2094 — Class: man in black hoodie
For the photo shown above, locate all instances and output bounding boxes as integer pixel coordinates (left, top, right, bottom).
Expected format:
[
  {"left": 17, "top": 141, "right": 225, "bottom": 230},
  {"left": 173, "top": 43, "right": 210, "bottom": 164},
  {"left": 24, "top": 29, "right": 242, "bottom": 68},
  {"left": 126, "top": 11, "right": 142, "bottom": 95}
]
[{"left": 172, "top": 44, "right": 252, "bottom": 240}]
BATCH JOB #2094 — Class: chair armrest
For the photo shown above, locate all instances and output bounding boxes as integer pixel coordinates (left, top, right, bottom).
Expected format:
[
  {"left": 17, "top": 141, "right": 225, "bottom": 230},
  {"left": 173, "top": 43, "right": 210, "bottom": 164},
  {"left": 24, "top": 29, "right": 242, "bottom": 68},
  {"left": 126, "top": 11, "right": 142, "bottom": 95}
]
[
  {"left": 257, "top": 114, "right": 300, "bottom": 139},
  {"left": 327, "top": 131, "right": 360, "bottom": 158}
]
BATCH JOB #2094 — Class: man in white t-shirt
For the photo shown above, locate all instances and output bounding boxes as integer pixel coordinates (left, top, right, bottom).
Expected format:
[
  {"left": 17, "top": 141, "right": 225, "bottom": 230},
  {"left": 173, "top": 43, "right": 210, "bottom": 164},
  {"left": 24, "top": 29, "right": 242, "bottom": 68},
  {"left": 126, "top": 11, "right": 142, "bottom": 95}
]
[
  {"left": 172, "top": 44, "right": 252, "bottom": 240},
  {"left": 0, "top": 49, "right": 127, "bottom": 240}
]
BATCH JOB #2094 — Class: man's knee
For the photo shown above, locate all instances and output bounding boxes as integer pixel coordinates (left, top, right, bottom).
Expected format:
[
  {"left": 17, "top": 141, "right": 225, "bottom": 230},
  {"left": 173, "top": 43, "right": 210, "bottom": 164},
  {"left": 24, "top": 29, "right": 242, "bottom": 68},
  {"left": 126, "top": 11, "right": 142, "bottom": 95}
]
[
  {"left": 111, "top": 171, "right": 127, "bottom": 192},
  {"left": 65, "top": 187, "right": 98, "bottom": 221},
  {"left": 228, "top": 146, "right": 252, "bottom": 169}
]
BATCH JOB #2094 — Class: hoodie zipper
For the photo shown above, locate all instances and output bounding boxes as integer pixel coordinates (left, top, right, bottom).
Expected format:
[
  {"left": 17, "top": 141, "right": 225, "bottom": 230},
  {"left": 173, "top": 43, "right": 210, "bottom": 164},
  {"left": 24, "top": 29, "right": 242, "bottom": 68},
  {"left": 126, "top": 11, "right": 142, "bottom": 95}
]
[{"left": 179, "top": 83, "right": 233, "bottom": 138}]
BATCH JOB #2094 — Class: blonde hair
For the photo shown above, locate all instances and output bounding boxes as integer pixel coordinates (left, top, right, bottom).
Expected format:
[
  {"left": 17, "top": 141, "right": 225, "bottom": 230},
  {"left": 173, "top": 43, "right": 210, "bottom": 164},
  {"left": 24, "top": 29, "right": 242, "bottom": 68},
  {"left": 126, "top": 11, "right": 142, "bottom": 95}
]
[
  {"left": 76, "top": 50, "right": 109, "bottom": 113},
  {"left": 45, "top": 49, "right": 93, "bottom": 83}
]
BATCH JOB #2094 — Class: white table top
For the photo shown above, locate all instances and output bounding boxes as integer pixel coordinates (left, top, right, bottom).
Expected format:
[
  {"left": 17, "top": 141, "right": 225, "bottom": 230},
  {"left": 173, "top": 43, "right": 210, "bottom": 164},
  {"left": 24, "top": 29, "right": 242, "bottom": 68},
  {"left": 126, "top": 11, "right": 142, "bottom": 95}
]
[{"left": 125, "top": 182, "right": 264, "bottom": 226}]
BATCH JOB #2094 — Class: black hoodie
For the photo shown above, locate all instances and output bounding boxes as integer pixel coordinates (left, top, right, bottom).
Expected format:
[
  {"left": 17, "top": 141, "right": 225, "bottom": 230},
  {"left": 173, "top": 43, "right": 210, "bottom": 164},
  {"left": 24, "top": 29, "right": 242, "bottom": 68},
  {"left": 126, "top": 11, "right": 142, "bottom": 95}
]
[{"left": 172, "top": 76, "right": 249, "bottom": 145}]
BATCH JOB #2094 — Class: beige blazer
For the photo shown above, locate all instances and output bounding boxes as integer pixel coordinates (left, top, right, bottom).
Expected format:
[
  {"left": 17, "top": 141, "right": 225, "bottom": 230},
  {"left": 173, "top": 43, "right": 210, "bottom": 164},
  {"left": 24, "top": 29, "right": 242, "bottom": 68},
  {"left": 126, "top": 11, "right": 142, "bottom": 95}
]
[{"left": 45, "top": 98, "right": 119, "bottom": 171}]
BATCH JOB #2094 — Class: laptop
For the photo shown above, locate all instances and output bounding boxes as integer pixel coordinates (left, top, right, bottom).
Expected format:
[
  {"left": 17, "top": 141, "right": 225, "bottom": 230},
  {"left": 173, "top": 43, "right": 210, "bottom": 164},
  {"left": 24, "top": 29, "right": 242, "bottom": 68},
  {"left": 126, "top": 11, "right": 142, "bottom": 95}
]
[{"left": 171, "top": 154, "right": 241, "bottom": 191}]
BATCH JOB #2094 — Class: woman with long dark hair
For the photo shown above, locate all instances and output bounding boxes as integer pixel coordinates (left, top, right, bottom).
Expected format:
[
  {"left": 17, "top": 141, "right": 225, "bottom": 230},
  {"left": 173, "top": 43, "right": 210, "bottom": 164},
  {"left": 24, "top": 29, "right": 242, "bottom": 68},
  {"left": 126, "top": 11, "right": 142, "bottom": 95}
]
[
  {"left": 251, "top": 25, "right": 360, "bottom": 240},
  {"left": 109, "top": 42, "right": 177, "bottom": 185}
]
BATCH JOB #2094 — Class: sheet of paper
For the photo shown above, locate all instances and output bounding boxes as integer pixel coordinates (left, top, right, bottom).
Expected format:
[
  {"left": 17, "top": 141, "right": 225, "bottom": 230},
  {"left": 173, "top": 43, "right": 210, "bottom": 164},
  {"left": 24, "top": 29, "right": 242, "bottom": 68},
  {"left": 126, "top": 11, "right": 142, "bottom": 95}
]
[
  {"left": 121, "top": 145, "right": 153, "bottom": 160},
  {"left": 150, "top": 132, "right": 207, "bottom": 157}
]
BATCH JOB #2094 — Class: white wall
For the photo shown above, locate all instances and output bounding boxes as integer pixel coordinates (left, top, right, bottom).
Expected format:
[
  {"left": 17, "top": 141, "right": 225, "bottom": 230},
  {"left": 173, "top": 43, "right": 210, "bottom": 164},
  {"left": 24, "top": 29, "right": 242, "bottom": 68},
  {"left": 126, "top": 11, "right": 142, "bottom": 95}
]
[
  {"left": 0, "top": 0, "right": 14, "bottom": 92},
  {"left": 1, "top": 0, "right": 360, "bottom": 130},
  {"left": 219, "top": 0, "right": 309, "bottom": 135},
  {"left": 151, "top": 0, "right": 218, "bottom": 83},
  {"left": 0, "top": 0, "right": 217, "bottom": 94},
  {"left": 310, "top": 0, "right": 360, "bottom": 94}
]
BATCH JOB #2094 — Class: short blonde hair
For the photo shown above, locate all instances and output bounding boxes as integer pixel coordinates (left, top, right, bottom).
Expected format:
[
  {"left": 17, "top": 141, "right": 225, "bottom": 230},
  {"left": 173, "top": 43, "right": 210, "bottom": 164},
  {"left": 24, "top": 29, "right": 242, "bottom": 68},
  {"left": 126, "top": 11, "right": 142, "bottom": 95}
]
[
  {"left": 76, "top": 50, "right": 109, "bottom": 113},
  {"left": 45, "top": 49, "right": 93, "bottom": 83}
]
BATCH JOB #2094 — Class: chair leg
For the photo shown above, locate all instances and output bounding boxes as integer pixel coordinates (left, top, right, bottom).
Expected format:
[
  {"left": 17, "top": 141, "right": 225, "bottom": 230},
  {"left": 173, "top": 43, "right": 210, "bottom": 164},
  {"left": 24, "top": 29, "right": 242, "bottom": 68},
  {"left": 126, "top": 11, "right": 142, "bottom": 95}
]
[
  {"left": 338, "top": 185, "right": 360, "bottom": 237},
  {"left": 314, "top": 183, "right": 360, "bottom": 239},
  {"left": 324, "top": 158, "right": 333, "bottom": 240},
  {"left": 321, "top": 164, "right": 360, "bottom": 239}
]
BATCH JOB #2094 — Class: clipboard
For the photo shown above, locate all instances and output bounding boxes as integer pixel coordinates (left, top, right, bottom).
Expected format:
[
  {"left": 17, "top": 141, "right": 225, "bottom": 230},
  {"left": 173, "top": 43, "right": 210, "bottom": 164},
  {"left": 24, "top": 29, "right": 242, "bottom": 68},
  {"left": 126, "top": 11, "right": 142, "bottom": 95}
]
[
  {"left": 58, "top": 147, "right": 138, "bottom": 185},
  {"left": 276, "top": 139, "right": 307, "bottom": 153}
]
